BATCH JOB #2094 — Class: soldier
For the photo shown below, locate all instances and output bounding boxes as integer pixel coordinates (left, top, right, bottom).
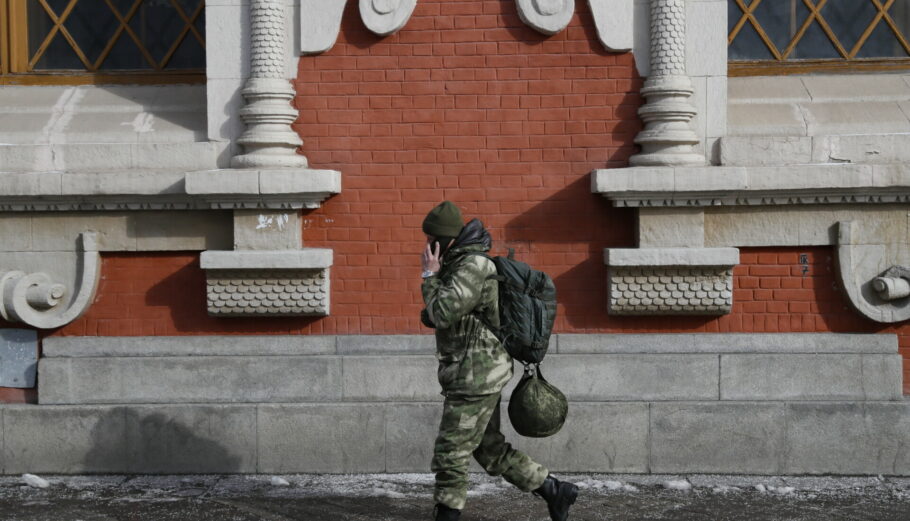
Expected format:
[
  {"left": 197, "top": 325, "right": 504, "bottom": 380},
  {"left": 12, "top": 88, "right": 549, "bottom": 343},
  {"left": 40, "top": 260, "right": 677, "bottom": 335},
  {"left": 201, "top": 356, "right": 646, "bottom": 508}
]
[{"left": 420, "top": 201, "right": 578, "bottom": 521}]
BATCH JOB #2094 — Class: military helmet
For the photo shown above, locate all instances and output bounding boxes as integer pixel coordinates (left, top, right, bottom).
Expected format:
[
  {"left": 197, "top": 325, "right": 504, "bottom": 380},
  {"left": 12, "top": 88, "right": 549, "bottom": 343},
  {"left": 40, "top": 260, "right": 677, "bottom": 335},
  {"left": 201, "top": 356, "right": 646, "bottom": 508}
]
[{"left": 508, "top": 365, "right": 568, "bottom": 438}]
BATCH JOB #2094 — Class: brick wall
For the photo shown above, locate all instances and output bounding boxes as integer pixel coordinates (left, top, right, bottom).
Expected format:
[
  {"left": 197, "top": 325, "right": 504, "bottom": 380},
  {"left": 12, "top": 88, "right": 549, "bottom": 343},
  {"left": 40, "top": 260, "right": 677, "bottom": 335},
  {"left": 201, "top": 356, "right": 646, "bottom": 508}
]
[{"left": 2, "top": 1, "right": 908, "bottom": 401}]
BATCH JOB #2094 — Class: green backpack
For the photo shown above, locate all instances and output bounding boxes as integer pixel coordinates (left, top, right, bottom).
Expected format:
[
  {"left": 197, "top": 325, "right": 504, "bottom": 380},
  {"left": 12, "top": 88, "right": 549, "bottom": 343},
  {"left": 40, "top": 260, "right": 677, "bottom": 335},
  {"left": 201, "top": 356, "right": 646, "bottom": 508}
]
[{"left": 471, "top": 249, "right": 558, "bottom": 365}]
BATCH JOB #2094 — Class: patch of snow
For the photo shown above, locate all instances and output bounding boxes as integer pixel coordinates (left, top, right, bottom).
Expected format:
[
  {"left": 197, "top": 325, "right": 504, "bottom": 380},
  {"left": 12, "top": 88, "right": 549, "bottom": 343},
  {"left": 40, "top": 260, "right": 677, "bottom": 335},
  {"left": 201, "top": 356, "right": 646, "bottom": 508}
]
[
  {"left": 270, "top": 477, "right": 290, "bottom": 487},
  {"left": 22, "top": 474, "right": 50, "bottom": 489},
  {"left": 663, "top": 480, "right": 691, "bottom": 491},
  {"left": 769, "top": 486, "right": 795, "bottom": 495},
  {"left": 754, "top": 484, "right": 767, "bottom": 493},
  {"left": 622, "top": 484, "right": 639, "bottom": 493},
  {"left": 712, "top": 485, "right": 741, "bottom": 494}
]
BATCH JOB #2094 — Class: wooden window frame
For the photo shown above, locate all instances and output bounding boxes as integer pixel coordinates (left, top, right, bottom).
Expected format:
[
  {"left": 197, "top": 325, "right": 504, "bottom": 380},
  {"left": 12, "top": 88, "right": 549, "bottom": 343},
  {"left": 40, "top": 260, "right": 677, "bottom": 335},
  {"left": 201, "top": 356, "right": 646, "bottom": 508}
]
[
  {"left": 0, "top": 0, "right": 205, "bottom": 86},
  {"left": 729, "top": 0, "right": 910, "bottom": 77}
]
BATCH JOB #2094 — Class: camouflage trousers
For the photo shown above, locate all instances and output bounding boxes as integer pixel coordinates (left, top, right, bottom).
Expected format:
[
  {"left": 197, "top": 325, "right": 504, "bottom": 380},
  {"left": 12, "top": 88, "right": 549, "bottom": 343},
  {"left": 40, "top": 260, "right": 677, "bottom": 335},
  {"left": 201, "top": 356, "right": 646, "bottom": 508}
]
[{"left": 432, "top": 393, "right": 549, "bottom": 510}]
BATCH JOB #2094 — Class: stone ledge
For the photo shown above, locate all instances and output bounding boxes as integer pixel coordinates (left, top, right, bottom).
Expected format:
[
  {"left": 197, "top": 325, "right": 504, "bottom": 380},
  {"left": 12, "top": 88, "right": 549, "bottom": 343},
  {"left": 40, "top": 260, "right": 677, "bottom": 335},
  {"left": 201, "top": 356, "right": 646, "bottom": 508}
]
[
  {"left": 592, "top": 164, "right": 910, "bottom": 207},
  {"left": 0, "top": 168, "right": 341, "bottom": 211},
  {"left": 200, "top": 249, "right": 333, "bottom": 270},
  {"left": 42, "top": 333, "right": 899, "bottom": 357},
  {"left": 605, "top": 247, "right": 739, "bottom": 267}
]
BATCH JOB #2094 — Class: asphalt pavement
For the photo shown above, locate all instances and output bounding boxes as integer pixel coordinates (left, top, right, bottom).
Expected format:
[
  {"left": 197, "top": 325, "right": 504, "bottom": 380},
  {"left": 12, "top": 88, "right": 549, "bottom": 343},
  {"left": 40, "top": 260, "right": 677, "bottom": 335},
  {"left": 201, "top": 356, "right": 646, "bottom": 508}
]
[{"left": 2, "top": 473, "right": 909, "bottom": 520}]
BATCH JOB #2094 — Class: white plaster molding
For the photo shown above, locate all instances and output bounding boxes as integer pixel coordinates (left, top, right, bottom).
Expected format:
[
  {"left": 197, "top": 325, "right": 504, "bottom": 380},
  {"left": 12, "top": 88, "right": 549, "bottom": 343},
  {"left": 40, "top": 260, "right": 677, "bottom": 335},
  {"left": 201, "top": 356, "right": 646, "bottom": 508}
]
[
  {"left": 836, "top": 221, "right": 910, "bottom": 324},
  {"left": 233, "top": 0, "right": 307, "bottom": 168},
  {"left": 0, "top": 232, "right": 100, "bottom": 329},
  {"left": 588, "top": 0, "right": 633, "bottom": 51},
  {"left": 515, "top": 0, "right": 574, "bottom": 35},
  {"left": 629, "top": 0, "right": 704, "bottom": 167},
  {"left": 360, "top": 0, "right": 417, "bottom": 36},
  {"left": 300, "top": 0, "right": 347, "bottom": 54}
]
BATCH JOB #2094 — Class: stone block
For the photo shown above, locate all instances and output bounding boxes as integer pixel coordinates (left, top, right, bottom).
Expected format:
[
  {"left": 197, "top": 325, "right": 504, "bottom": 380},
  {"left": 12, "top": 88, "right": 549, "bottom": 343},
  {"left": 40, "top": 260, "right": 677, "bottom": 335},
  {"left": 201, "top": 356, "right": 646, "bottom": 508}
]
[
  {"left": 873, "top": 163, "right": 910, "bottom": 187},
  {"left": 813, "top": 134, "right": 910, "bottom": 165},
  {"left": 233, "top": 210, "right": 302, "bottom": 250},
  {"left": 201, "top": 249, "right": 332, "bottom": 269},
  {"left": 0, "top": 215, "right": 31, "bottom": 252},
  {"left": 61, "top": 171, "right": 186, "bottom": 196},
  {"left": 705, "top": 207, "right": 801, "bottom": 247},
  {"left": 688, "top": 76, "right": 708, "bottom": 159},
  {"left": 556, "top": 333, "right": 898, "bottom": 354},
  {"left": 608, "top": 266, "right": 733, "bottom": 315},
  {"left": 0, "top": 172, "right": 62, "bottom": 196},
  {"left": 132, "top": 143, "right": 224, "bottom": 171},
  {"left": 134, "top": 211, "right": 232, "bottom": 251},
  {"left": 801, "top": 74, "right": 910, "bottom": 102},
  {"left": 746, "top": 164, "right": 873, "bottom": 191},
  {"left": 205, "top": 78, "right": 245, "bottom": 143},
  {"left": 185, "top": 168, "right": 259, "bottom": 194},
  {"left": 2, "top": 405, "right": 129, "bottom": 473},
  {"left": 706, "top": 76, "right": 727, "bottom": 139},
  {"left": 38, "top": 356, "right": 342, "bottom": 404},
  {"left": 258, "top": 169, "right": 342, "bottom": 195},
  {"left": 385, "top": 403, "right": 441, "bottom": 472},
  {"left": 542, "top": 355, "right": 719, "bottom": 401},
  {"left": 257, "top": 404, "right": 386, "bottom": 473},
  {"left": 728, "top": 76, "right": 811, "bottom": 103},
  {"left": 673, "top": 166, "right": 748, "bottom": 192},
  {"left": 56, "top": 144, "right": 134, "bottom": 171},
  {"left": 719, "top": 136, "right": 812, "bottom": 166},
  {"left": 650, "top": 402, "right": 786, "bottom": 474},
  {"left": 0, "top": 329, "right": 37, "bottom": 388},
  {"left": 783, "top": 402, "right": 910, "bottom": 475},
  {"left": 686, "top": 0, "right": 726, "bottom": 77},
  {"left": 124, "top": 405, "right": 257, "bottom": 473},
  {"left": 804, "top": 102, "right": 910, "bottom": 135},
  {"left": 29, "top": 213, "right": 136, "bottom": 252},
  {"left": 727, "top": 103, "right": 806, "bottom": 136},
  {"left": 343, "top": 356, "right": 440, "bottom": 401},
  {"left": 637, "top": 207, "right": 705, "bottom": 248},
  {"left": 591, "top": 167, "right": 673, "bottom": 194},
  {"left": 505, "top": 402, "right": 649, "bottom": 473},
  {"left": 43, "top": 335, "right": 337, "bottom": 358},
  {"left": 720, "top": 354, "right": 903, "bottom": 401},
  {"left": 337, "top": 335, "right": 435, "bottom": 355},
  {"left": 206, "top": 4, "right": 251, "bottom": 79}
]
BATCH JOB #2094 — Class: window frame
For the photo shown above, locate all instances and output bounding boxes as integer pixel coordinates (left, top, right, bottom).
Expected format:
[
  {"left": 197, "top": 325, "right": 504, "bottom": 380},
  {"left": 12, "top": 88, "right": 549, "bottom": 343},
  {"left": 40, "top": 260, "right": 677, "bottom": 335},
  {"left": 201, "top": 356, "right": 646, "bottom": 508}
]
[
  {"left": 0, "top": 0, "right": 205, "bottom": 86},
  {"left": 728, "top": 0, "right": 910, "bottom": 77}
]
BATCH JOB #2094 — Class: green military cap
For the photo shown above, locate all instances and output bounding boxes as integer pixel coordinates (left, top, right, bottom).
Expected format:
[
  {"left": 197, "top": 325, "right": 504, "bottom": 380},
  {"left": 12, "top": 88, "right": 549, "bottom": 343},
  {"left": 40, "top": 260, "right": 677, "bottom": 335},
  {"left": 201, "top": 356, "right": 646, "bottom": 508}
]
[{"left": 422, "top": 201, "right": 464, "bottom": 238}]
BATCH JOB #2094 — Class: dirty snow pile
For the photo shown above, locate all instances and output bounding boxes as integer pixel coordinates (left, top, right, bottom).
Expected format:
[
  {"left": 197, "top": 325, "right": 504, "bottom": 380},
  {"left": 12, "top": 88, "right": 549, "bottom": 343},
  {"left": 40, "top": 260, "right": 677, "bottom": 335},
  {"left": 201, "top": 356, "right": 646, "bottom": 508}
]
[{"left": 22, "top": 474, "right": 50, "bottom": 489}]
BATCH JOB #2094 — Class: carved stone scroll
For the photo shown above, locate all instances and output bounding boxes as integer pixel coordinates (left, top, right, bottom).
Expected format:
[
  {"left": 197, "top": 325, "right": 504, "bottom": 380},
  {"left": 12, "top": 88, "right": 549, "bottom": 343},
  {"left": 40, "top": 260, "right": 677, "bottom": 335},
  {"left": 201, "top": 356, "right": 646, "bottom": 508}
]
[
  {"left": 515, "top": 0, "right": 574, "bottom": 35},
  {"left": 0, "top": 232, "right": 100, "bottom": 329},
  {"left": 360, "top": 0, "right": 418, "bottom": 36},
  {"left": 300, "top": 0, "right": 347, "bottom": 54},
  {"left": 837, "top": 221, "right": 910, "bottom": 323},
  {"left": 588, "top": 0, "right": 634, "bottom": 52}
]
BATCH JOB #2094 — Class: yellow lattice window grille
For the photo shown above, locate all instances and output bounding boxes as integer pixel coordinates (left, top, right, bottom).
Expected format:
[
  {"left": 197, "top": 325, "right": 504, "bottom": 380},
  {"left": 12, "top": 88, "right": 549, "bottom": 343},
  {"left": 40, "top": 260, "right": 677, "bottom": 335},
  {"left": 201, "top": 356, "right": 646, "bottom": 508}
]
[
  {"left": 729, "top": 0, "right": 910, "bottom": 76},
  {"left": 0, "top": 0, "right": 205, "bottom": 85}
]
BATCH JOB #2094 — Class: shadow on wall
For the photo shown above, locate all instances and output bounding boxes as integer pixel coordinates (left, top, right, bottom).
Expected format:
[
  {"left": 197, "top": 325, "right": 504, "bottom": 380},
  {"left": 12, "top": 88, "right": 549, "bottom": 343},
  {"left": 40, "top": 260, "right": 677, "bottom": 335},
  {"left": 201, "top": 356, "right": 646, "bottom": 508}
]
[{"left": 84, "top": 408, "right": 244, "bottom": 473}]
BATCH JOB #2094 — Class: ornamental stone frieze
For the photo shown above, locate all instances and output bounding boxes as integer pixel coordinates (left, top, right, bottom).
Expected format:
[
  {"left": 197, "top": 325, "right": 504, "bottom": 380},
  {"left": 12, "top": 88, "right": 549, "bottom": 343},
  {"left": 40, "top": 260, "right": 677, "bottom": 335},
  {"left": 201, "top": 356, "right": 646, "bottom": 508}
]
[{"left": 299, "top": 0, "right": 634, "bottom": 54}]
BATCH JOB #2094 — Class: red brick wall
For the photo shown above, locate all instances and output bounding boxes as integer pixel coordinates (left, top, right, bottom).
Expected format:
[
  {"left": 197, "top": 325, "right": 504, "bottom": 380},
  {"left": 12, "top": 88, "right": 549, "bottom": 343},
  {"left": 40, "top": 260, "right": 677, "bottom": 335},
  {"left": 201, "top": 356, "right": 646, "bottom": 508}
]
[{"left": 3, "top": 1, "right": 909, "bottom": 401}]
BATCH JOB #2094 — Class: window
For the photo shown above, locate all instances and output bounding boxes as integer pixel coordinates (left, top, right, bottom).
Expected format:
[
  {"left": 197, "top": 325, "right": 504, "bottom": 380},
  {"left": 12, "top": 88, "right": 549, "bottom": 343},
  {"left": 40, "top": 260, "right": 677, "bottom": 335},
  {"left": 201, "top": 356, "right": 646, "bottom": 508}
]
[
  {"left": 0, "top": 0, "right": 205, "bottom": 84},
  {"left": 729, "top": 0, "right": 910, "bottom": 75}
]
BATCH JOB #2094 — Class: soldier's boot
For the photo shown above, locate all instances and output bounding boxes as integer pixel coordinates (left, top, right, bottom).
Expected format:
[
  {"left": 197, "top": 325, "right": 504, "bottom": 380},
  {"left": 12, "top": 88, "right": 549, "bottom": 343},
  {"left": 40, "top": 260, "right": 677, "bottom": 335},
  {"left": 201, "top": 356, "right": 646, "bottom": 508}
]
[
  {"left": 433, "top": 503, "right": 461, "bottom": 521},
  {"left": 533, "top": 475, "right": 578, "bottom": 521}
]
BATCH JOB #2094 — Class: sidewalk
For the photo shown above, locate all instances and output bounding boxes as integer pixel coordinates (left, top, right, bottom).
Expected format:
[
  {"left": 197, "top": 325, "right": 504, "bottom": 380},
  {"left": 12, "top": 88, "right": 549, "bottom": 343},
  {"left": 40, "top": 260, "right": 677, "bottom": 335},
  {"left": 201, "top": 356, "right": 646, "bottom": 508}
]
[{"left": 2, "top": 473, "right": 910, "bottom": 520}]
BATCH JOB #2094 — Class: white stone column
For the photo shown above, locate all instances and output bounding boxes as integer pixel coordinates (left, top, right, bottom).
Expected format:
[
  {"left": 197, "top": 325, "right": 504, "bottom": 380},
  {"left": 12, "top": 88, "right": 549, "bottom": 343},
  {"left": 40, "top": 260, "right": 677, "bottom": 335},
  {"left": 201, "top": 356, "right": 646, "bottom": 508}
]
[
  {"left": 232, "top": 0, "right": 307, "bottom": 169},
  {"left": 630, "top": 0, "right": 705, "bottom": 167}
]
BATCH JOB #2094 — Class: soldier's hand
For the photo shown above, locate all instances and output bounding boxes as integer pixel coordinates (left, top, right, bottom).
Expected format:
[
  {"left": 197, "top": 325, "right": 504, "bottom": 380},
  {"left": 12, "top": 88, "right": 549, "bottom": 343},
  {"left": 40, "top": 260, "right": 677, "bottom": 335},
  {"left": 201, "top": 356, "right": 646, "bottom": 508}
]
[{"left": 422, "top": 241, "right": 441, "bottom": 274}]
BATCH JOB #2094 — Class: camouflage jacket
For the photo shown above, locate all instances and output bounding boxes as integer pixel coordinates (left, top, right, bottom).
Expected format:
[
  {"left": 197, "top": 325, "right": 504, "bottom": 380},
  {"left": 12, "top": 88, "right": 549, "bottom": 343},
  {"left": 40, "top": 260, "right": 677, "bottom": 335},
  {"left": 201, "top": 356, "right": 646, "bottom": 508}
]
[{"left": 421, "top": 219, "right": 513, "bottom": 396}]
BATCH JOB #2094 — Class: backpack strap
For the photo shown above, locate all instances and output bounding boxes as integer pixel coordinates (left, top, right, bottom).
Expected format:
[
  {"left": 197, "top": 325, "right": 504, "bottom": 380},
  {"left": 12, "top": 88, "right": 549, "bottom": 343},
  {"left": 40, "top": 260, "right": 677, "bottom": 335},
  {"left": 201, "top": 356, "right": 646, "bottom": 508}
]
[{"left": 462, "top": 252, "right": 505, "bottom": 341}]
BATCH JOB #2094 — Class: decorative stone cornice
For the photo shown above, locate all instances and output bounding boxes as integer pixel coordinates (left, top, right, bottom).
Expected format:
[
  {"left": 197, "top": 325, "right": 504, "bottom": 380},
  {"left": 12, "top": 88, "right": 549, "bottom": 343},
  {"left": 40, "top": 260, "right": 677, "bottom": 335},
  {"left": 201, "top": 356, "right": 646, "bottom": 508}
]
[
  {"left": 0, "top": 169, "right": 341, "bottom": 212},
  {"left": 592, "top": 164, "right": 910, "bottom": 208}
]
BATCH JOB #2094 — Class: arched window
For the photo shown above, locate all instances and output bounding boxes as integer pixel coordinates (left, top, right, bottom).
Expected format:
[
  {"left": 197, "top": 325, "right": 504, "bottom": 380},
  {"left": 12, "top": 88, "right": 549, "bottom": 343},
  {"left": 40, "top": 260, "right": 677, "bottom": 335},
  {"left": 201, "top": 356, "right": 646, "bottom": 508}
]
[
  {"left": 0, "top": 0, "right": 205, "bottom": 84},
  {"left": 729, "top": 0, "right": 910, "bottom": 75}
]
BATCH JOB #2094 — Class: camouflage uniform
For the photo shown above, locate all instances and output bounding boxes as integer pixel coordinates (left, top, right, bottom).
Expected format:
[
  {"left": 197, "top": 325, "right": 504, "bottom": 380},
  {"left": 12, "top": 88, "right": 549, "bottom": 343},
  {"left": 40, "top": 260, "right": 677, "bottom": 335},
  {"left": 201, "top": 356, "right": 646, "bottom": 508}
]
[{"left": 422, "top": 219, "right": 549, "bottom": 511}]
